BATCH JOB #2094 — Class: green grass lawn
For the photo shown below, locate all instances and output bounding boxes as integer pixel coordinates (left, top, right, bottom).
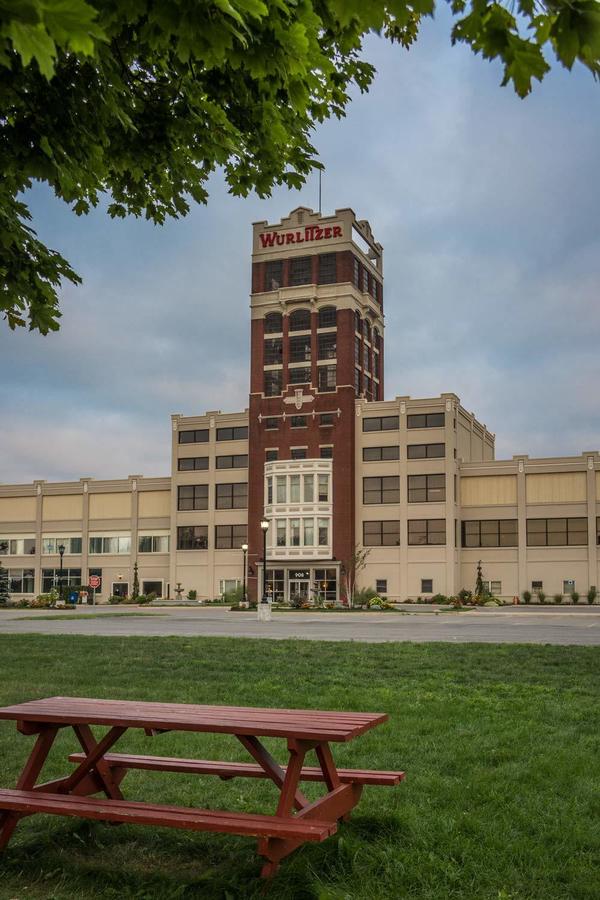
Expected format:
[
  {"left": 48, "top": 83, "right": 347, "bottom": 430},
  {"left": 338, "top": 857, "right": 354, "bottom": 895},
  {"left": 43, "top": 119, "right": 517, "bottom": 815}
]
[{"left": 0, "top": 636, "right": 598, "bottom": 900}]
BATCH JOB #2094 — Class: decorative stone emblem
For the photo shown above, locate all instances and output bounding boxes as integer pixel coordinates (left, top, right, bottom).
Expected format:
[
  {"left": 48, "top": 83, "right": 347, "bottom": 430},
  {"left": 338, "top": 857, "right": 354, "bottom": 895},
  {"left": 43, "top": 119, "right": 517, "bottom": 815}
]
[{"left": 284, "top": 389, "right": 314, "bottom": 409}]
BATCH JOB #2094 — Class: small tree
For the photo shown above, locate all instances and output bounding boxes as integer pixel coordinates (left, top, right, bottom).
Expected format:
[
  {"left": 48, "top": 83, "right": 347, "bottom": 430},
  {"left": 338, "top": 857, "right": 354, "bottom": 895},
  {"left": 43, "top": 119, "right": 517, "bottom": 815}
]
[
  {"left": 340, "top": 546, "right": 371, "bottom": 609},
  {"left": 474, "top": 560, "right": 485, "bottom": 600},
  {"left": 0, "top": 562, "right": 10, "bottom": 606},
  {"left": 587, "top": 587, "right": 597, "bottom": 605},
  {"left": 131, "top": 562, "right": 140, "bottom": 602},
  {"left": 522, "top": 590, "right": 532, "bottom": 604}
]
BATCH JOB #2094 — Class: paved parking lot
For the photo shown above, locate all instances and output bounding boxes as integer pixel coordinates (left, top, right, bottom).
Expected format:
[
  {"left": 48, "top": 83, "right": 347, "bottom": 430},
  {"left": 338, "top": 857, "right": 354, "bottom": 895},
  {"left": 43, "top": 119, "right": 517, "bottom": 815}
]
[{"left": 0, "top": 605, "right": 598, "bottom": 645}]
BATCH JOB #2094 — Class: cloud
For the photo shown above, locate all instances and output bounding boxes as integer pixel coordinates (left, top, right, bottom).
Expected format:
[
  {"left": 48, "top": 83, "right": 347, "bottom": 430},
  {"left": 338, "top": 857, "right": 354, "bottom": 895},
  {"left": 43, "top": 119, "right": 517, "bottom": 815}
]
[{"left": 1, "top": 12, "right": 598, "bottom": 483}]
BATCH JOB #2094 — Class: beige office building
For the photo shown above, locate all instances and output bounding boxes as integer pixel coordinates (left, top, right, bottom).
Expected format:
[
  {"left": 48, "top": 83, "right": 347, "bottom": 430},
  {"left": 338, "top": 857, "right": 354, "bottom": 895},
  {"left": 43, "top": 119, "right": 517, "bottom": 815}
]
[{"left": 2, "top": 208, "right": 599, "bottom": 603}]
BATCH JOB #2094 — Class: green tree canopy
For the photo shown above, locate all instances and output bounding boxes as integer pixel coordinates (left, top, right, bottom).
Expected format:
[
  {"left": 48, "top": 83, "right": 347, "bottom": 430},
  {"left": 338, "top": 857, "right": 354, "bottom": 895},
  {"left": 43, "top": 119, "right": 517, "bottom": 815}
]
[{"left": 1, "top": 0, "right": 599, "bottom": 334}]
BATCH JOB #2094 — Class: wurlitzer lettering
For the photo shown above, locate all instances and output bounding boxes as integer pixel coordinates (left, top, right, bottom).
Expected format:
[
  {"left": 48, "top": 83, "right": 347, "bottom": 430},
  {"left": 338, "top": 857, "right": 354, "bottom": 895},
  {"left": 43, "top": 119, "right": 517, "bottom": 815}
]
[{"left": 259, "top": 225, "right": 343, "bottom": 249}]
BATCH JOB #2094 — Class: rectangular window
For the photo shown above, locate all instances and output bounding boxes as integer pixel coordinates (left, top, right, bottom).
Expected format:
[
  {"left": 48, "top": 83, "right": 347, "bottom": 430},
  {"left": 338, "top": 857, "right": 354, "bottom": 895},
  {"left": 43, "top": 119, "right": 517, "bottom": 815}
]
[
  {"left": 177, "top": 526, "right": 208, "bottom": 550},
  {"left": 264, "top": 370, "right": 282, "bottom": 396},
  {"left": 363, "top": 476, "right": 400, "bottom": 505},
  {"left": 354, "top": 368, "right": 361, "bottom": 395},
  {"left": 318, "top": 365, "right": 336, "bottom": 392},
  {"left": 362, "top": 268, "right": 369, "bottom": 293},
  {"left": 216, "top": 483, "right": 248, "bottom": 509},
  {"left": 408, "top": 474, "right": 446, "bottom": 503},
  {"left": 289, "top": 366, "right": 311, "bottom": 385},
  {"left": 265, "top": 417, "right": 278, "bottom": 429},
  {"left": 408, "top": 520, "right": 446, "bottom": 545},
  {"left": 318, "top": 306, "right": 336, "bottom": 328},
  {"left": 290, "top": 415, "right": 307, "bottom": 428},
  {"left": 362, "top": 446, "right": 399, "bottom": 462},
  {"left": 291, "top": 447, "right": 307, "bottom": 460},
  {"left": 41, "top": 568, "right": 81, "bottom": 592},
  {"left": 363, "top": 416, "right": 399, "bottom": 432},
  {"left": 289, "top": 256, "right": 312, "bottom": 286},
  {"left": 320, "top": 446, "right": 333, "bottom": 459},
  {"left": 320, "top": 413, "right": 334, "bottom": 426},
  {"left": 318, "top": 474, "right": 330, "bottom": 502},
  {"left": 264, "top": 338, "right": 283, "bottom": 365},
  {"left": 276, "top": 476, "right": 286, "bottom": 503},
  {"left": 371, "top": 280, "right": 379, "bottom": 301},
  {"left": 265, "top": 449, "right": 278, "bottom": 462},
  {"left": 178, "top": 456, "right": 209, "bottom": 471},
  {"left": 290, "top": 475, "right": 301, "bottom": 503},
  {"left": 407, "top": 412, "right": 445, "bottom": 429},
  {"left": 138, "top": 535, "right": 169, "bottom": 553},
  {"left": 363, "top": 521, "right": 400, "bottom": 546},
  {"left": 354, "top": 336, "right": 361, "bottom": 365},
  {"left": 88, "top": 536, "right": 131, "bottom": 554},
  {"left": 421, "top": 579, "right": 433, "bottom": 593},
  {"left": 318, "top": 518, "right": 329, "bottom": 546},
  {"left": 8, "top": 569, "right": 35, "bottom": 593},
  {"left": 0, "top": 538, "right": 36, "bottom": 555},
  {"left": 563, "top": 580, "right": 575, "bottom": 595},
  {"left": 303, "top": 474, "right": 314, "bottom": 502},
  {"left": 290, "top": 518, "right": 301, "bottom": 547},
  {"left": 289, "top": 335, "right": 311, "bottom": 362},
  {"left": 216, "top": 454, "right": 248, "bottom": 469},
  {"left": 215, "top": 524, "right": 247, "bottom": 550},
  {"left": 376, "top": 579, "right": 387, "bottom": 594},
  {"left": 216, "top": 426, "right": 248, "bottom": 441},
  {"left": 303, "top": 518, "right": 314, "bottom": 546},
  {"left": 178, "top": 428, "right": 209, "bottom": 444},
  {"left": 318, "top": 253, "right": 337, "bottom": 284},
  {"left": 41, "top": 537, "right": 82, "bottom": 555},
  {"left": 461, "top": 520, "right": 518, "bottom": 548},
  {"left": 407, "top": 443, "right": 445, "bottom": 459},
  {"left": 353, "top": 257, "right": 360, "bottom": 288},
  {"left": 265, "top": 260, "right": 283, "bottom": 290},
  {"left": 526, "top": 518, "right": 587, "bottom": 546},
  {"left": 363, "top": 345, "right": 370, "bottom": 370},
  {"left": 276, "top": 519, "right": 287, "bottom": 546},
  {"left": 318, "top": 333, "right": 336, "bottom": 359},
  {"left": 532, "top": 580, "right": 543, "bottom": 591},
  {"left": 177, "top": 484, "right": 208, "bottom": 511}
]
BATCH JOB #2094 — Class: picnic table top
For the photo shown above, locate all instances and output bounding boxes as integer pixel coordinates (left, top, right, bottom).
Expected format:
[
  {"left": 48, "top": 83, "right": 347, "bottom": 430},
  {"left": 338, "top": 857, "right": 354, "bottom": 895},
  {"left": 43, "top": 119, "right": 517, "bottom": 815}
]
[{"left": 0, "top": 697, "right": 388, "bottom": 742}]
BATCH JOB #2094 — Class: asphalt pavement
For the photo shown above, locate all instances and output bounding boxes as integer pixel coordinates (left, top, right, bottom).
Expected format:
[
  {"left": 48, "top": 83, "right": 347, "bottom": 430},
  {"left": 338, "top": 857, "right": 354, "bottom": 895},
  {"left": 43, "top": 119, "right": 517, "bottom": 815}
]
[{"left": 0, "top": 604, "right": 599, "bottom": 645}]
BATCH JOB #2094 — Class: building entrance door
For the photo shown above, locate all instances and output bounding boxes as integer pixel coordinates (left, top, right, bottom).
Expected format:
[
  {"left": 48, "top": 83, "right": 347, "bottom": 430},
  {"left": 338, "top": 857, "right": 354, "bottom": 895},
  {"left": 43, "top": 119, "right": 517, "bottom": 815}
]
[{"left": 289, "top": 579, "right": 310, "bottom": 605}]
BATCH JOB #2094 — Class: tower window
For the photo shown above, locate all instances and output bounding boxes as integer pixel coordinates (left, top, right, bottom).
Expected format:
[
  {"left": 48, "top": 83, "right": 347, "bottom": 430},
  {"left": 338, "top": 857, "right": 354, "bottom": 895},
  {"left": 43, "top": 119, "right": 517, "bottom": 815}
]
[
  {"left": 289, "top": 257, "right": 312, "bottom": 286},
  {"left": 318, "top": 333, "right": 336, "bottom": 359},
  {"left": 318, "top": 254, "right": 337, "bottom": 284},
  {"left": 291, "top": 447, "right": 307, "bottom": 460},
  {"left": 289, "top": 367, "right": 311, "bottom": 385},
  {"left": 264, "top": 312, "right": 282, "bottom": 334},
  {"left": 290, "top": 416, "right": 307, "bottom": 428},
  {"left": 318, "top": 306, "right": 336, "bottom": 328},
  {"left": 289, "top": 335, "right": 311, "bottom": 362},
  {"left": 353, "top": 257, "right": 360, "bottom": 288},
  {"left": 289, "top": 309, "right": 311, "bottom": 331},
  {"left": 264, "top": 370, "right": 282, "bottom": 396},
  {"left": 265, "top": 260, "right": 283, "bottom": 291},
  {"left": 264, "top": 338, "right": 282, "bottom": 364},
  {"left": 354, "top": 310, "right": 361, "bottom": 334},
  {"left": 318, "top": 365, "right": 336, "bottom": 392}
]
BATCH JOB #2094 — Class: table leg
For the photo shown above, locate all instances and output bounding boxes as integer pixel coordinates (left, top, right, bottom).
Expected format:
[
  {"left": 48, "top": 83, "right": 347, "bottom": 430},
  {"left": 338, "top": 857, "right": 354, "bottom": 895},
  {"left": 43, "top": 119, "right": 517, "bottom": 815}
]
[
  {"left": 67, "top": 724, "right": 126, "bottom": 800},
  {"left": 0, "top": 725, "right": 58, "bottom": 850},
  {"left": 236, "top": 734, "right": 309, "bottom": 811}
]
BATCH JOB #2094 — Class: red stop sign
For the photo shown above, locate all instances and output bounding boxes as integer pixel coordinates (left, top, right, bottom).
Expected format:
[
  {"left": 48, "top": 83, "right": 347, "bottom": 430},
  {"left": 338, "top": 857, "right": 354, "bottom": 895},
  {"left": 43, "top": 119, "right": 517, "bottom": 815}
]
[{"left": 89, "top": 575, "right": 101, "bottom": 589}]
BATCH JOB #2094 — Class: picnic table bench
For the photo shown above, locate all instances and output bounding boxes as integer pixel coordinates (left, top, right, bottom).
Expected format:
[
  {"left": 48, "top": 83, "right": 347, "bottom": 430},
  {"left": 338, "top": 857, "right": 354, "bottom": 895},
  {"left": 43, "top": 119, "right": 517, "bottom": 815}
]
[{"left": 0, "top": 697, "right": 404, "bottom": 877}]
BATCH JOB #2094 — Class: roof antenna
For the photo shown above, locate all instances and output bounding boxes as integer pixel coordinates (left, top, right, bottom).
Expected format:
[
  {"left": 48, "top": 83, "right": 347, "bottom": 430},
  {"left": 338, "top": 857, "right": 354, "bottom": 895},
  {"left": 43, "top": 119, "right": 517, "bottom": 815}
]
[{"left": 318, "top": 168, "right": 322, "bottom": 216}]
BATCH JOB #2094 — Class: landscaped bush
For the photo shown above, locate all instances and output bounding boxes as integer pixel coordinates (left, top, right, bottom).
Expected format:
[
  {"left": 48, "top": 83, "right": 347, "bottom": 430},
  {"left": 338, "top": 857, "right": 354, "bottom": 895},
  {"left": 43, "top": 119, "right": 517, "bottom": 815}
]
[
  {"left": 353, "top": 587, "right": 378, "bottom": 607},
  {"left": 222, "top": 585, "right": 244, "bottom": 605},
  {"left": 107, "top": 595, "right": 123, "bottom": 605},
  {"left": 187, "top": 590, "right": 197, "bottom": 600},
  {"left": 366, "top": 595, "right": 394, "bottom": 610},
  {"left": 430, "top": 593, "right": 447, "bottom": 604},
  {"left": 571, "top": 591, "right": 580, "bottom": 605},
  {"left": 553, "top": 593, "right": 563, "bottom": 605},
  {"left": 523, "top": 590, "right": 532, "bottom": 604},
  {"left": 588, "top": 587, "right": 597, "bottom": 605},
  {"left": 29, "top": 592, "right": 57, "bottom": 609},
  {"left": 458, "top": 589, "right": 472, "bottom": 604},
  {"left": 538, "top": 590, "right": 546, "bottom": 604}
]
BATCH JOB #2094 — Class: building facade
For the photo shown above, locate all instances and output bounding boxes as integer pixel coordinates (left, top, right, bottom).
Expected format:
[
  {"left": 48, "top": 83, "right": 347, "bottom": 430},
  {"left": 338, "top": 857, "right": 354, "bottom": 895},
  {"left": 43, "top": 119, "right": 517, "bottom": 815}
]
[{"left": 1, "top": 208, "right": 599, "bottom": 603}]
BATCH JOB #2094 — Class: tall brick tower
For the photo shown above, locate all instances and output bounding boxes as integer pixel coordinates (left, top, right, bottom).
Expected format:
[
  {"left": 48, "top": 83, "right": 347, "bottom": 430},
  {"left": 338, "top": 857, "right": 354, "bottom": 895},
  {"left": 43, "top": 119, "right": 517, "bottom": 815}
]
[{"left": 246, "top": 207, "right": 384, "bottom": 604}]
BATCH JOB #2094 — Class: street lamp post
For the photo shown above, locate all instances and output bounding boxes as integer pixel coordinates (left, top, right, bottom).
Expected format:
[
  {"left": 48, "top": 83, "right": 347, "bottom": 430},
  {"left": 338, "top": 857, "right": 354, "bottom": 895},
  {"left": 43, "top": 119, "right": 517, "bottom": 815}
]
[
  {"left": 241, "top": 543, "right": 248, "bottom": 606},
  {"left": 58, "top": 544, "right": 65, "bottom": 604},
  {"left": 258, "top": 519, "right": 271, "bottom": 622}
]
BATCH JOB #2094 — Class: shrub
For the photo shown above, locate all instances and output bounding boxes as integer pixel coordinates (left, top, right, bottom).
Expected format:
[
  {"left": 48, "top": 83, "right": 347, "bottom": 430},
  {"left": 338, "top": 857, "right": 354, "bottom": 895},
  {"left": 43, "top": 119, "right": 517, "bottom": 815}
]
[
  {"left": 187, "top": 589, "right": 197, "bottom": 601},
  {"left": 522, "top": 590, "right": 532, "bottom": 604},
  {"left": 458, "top": 589, "right": 472, "bottom": 604},
  {"left": 538, "top": 590, "right": 546, "bottom": 604},
  {"left": 108, "top": 595, "right": 123, "bottom": 604},
  {"left": 553, "top": 593, "right": 563, "bottom": 605},
  {"left": 430, "top": 593, "right": 447, "bottom": 605},
  {"left": 223, "top": 584, "right": 244, "bottom": 605},
  {"left": 587, "top": 587, "right": 597, "bottom": 605},
  {"left": 571, "top": 591, "right": 580, "bottom": 605},
  {"left": 30, "top": 592, "right": 57, "bottom": 609},
  {"left": 138, "top": 593, "right": 155, "bottom": 605},
  {"left": 353, "top": 587, "right": 378, "bottom": 607}
]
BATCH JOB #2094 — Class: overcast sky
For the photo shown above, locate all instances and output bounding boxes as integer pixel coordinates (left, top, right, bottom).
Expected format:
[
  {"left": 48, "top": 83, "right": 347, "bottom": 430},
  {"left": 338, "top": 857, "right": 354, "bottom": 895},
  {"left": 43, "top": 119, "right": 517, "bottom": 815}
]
[{"left": 2, "top": 9, "right": 599, "bottom": 484}]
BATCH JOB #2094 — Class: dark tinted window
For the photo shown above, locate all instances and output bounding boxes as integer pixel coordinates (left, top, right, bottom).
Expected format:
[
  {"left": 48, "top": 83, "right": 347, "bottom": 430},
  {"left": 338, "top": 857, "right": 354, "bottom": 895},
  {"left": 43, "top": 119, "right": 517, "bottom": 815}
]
[
  {"left": 289, "top": 309, "right": 311, "bottom": 331},
  {"left": 264, "top": 312, "right": 282, "bottom": 333},
  {"left": 216, "top": 426, "right": 248, "bottom": 441},
  {"left": 363, "top": 416, "right": 399, "bottom": 432},
  {"left": 178, "top": 457, "right": 209, "bottom": 471},
  {"left": 318, "top": 255, "right": 337, "bottom": 284},
  {"left": 289, "top": 257, "right": 312, "bottom": 286},
  {"left": 179, "top": 429, "right": 209, "bottom": 444},
  {"left": 265, "top": 261, "right": 283, "bottom": 290},
  {"left": 318, "top": 306, "right": 336, "bottom": 328},
  {"left": 407, "top": 413, "right": 445, "bottom": 429},
  {"left": 362, "top": 446, "right": 399, "bottom": 461}
]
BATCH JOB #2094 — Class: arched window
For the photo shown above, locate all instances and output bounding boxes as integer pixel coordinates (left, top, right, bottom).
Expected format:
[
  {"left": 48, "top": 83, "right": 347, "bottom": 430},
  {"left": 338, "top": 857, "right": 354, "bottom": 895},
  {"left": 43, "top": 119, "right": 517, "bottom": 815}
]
[
  {"left": 289, "top": 309, "right": 311, "bottom": 332},
  {"left": 364, "top": 319, "right": 371, "bottom": 342},
  {"left": 354, "top": 310, "right": 361, "bottom": 335},
  {"left": 264, "top": 312, "right": 282, "bottom": 334},
  {"left": 318, "top": 306, "right": 336, "bottom": 329},
  {"left": 373, "top": 327, "right": 380, "bottom": 349}
]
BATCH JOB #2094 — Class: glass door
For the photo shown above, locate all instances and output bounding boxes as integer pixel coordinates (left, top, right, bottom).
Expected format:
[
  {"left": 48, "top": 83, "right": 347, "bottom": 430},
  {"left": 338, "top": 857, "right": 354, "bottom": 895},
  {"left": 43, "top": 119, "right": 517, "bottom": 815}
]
[{"left": 289, "top": 579, "right": 310, "bottom": 605}]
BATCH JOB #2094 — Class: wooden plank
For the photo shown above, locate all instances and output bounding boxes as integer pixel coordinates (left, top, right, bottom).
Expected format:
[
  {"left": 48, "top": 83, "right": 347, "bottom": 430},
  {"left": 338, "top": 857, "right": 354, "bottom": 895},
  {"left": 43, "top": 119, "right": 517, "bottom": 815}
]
[
  {"left": 67, "top": 752, "right": 405, "bottom": 785},
  {"left": 236, "top": 735, "right": 309, "bottom": 810},
  {"left": 0, "top": 790, "right": 337, "bottom": 842},
  {"left": 0, "top": 699, "right": 387, "bottom": 741},
  {"left": 71, "top": 724, "right": 125, "bottom": 800}
]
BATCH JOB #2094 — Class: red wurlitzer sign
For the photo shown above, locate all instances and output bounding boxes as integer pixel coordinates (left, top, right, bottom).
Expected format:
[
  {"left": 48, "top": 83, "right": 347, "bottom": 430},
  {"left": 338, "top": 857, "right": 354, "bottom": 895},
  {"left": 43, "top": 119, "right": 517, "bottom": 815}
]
[{"left": 259, "top": 224, "right": 343, "bottom": 249}]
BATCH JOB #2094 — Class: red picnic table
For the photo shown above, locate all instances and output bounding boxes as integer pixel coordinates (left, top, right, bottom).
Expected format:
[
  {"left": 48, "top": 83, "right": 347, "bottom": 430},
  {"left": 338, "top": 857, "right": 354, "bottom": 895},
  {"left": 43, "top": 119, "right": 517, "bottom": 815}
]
[{"left": 0, "top": 696, "right": 404, "bottom": 877}]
